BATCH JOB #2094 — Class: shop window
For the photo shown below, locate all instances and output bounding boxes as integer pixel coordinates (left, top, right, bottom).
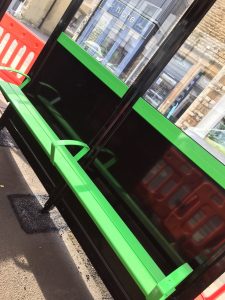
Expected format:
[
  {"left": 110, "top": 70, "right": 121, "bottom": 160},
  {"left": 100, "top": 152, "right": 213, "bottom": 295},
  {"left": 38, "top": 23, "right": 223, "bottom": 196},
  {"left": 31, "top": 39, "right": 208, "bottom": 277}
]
[{"left": 65, "top": 0, "right": 194, "bottom": 79}]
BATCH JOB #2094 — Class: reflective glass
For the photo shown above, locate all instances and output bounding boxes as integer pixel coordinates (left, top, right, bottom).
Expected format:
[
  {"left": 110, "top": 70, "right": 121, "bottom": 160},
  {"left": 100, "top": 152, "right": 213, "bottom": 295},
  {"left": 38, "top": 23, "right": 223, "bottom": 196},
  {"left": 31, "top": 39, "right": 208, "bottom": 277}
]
[
  {"left": 30, "top": 1, "right": 225, "bottom": 280},
  {"left": 142, "top": 0, "right": 225, "bottom": 165},
  {"left": 65, "top": 0, "right": 194, "bottom": 83},
  {"left": 83, "top": 109, "right": 225, "bottom": 272}
]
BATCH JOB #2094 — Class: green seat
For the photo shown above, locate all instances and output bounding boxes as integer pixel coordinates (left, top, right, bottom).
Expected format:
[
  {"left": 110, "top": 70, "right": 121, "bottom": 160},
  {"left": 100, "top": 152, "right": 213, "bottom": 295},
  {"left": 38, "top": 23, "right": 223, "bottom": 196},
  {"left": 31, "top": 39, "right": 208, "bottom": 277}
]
[{"left": 0, "top": 79, "right": 193, "bottom": 300}]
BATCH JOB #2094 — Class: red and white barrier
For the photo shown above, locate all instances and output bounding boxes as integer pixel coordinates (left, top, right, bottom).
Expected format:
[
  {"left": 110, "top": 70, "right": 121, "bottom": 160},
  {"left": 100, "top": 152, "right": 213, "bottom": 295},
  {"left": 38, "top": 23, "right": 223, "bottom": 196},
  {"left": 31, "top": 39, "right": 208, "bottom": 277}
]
[
  {"left": 0, "top": 13, "right": 44, "bottom": 85},
  {"left": 196, "top": 274, "right": 225, "bottom": 299}
]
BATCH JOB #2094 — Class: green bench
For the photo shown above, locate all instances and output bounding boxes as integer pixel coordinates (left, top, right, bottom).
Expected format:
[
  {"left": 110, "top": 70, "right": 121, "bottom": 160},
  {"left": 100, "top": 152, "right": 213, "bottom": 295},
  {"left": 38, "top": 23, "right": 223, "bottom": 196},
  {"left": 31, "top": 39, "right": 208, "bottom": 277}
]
[{"left": 0, "top": 71, "right": 193, "bottom": 300}]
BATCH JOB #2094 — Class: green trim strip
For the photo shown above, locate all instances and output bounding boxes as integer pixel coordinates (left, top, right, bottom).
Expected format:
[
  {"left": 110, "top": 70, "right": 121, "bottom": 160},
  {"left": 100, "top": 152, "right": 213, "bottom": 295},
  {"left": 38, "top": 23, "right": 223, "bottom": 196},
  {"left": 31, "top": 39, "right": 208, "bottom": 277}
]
[
  {"left": 133, "top": 98, "right": 225, "bottom": 189},
  {"left": 57, "top": 33, "right": 128, "bottom": 98}
]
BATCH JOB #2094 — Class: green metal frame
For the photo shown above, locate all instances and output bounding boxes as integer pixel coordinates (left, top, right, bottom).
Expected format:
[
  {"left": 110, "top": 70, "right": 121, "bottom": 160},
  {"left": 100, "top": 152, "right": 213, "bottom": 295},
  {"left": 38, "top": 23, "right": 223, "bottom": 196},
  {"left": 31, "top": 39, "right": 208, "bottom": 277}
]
[
  {"left": 58, "top": 33, "right": 225, "bottom": 190},
  {"left": 0, "top": 80, "right": 193, "bottom": 299}
]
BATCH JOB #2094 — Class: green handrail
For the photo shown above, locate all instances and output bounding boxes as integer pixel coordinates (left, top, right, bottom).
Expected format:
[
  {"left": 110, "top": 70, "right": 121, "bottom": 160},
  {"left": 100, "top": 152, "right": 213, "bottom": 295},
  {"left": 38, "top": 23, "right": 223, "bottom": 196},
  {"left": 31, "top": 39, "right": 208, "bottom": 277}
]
[{"left": 0, "top": 66, "right": 31, "bottom": 89}]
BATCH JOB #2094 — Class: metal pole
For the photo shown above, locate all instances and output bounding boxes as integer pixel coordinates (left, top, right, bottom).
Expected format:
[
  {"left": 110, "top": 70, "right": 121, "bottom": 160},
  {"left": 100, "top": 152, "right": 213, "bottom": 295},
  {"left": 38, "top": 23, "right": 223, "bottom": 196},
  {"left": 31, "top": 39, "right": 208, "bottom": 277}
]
[
  {"left": 28, "top": 0, "right": 84, "bottom": 82},
  {"left": 0, "top": 0, "right": 13, "bottom": 20}
]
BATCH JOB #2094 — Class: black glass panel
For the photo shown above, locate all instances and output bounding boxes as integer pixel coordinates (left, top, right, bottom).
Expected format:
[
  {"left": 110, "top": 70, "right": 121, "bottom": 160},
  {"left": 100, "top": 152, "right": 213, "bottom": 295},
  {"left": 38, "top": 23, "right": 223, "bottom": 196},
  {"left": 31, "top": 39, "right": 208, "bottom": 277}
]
[
  {"left": 82, "top": 109, "right": 225, "bottom": 276},
  {"left": 26, "top": 42, "right": 122, "bottom": 145},
  {"left": 25, "top": 39, "right": 225, "bottom": 279}
]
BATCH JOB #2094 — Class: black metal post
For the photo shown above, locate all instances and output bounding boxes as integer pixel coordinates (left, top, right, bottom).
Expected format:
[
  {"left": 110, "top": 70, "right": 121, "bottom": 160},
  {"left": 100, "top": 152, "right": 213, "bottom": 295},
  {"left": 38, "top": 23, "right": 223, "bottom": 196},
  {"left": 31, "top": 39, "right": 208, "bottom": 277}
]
[
  {"left": 28, "top": 0, "right": 84, "bottom": 83},
  {"left": 0, "top": 104, "right": 13, "bottom": 130},
  {"left": 0, "top": 0, "right": 13, "bottom": 20},
  {"left": 123, "top": 0, "right": 189, "bottom": 78},
  {"left": 41, "top": 182, "right": 67, "bottom": 213}
]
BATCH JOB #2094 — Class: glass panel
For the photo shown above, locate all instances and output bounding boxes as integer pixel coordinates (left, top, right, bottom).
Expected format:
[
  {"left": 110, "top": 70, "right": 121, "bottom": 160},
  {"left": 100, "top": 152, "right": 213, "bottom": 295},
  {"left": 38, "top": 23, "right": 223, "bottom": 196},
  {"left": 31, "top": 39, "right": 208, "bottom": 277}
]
[
  {"left": 142, "top": 0, "right": 225, "bottom": 165},
  {"left": 188, "top": 211, "right": 205, "bottom": 227},
  {"left": 65, "top": 0, "right": 194, "bottom": 82},
  {"left": 83, "top": 108, "right": 225, "bottom": 273},
  {"left": 192, "top": 217, "right": 223, "bottom": 243},
  {"left": 28, "top": 3, "right": 225, "bottom": 274},
  {"left": 66, "top": 0, "right": 102, "bottom": 40},
  {"left": 28, "top": 50, "right": 225, "bottom": 269},
  {"left": 25, "top": 40, "right": 124, "bottom": 146}
]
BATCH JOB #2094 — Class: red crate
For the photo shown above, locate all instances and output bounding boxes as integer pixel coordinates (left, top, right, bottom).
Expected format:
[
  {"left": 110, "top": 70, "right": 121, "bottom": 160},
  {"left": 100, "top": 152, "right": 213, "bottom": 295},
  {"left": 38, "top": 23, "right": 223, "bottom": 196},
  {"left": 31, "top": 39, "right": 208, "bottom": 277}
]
[
  {"left": 136, "top": 147, "right": 203, "bottom": 218},
  {"left": 164, "top": 182, "right": 225, "bottom": 258},
  {"left": 0, "top": 13, "right": 44, "bottom": 85},
  {"left": 196, "top": 284, "right": 225, "bottom": 299}
]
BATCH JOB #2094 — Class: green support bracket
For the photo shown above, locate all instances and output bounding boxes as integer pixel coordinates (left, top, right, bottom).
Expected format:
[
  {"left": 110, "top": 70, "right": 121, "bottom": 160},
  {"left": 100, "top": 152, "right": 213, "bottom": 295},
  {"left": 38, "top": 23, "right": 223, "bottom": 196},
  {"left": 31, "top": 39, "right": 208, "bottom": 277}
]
[
  {"left": 96, "top": 147, "right": 117, "bottom": 169},
  {"left": 154, "top": 263, "right": 193, "bottom": 299},
  {"left": 51, "top": 140, "right": 90, "bottom": 164}
]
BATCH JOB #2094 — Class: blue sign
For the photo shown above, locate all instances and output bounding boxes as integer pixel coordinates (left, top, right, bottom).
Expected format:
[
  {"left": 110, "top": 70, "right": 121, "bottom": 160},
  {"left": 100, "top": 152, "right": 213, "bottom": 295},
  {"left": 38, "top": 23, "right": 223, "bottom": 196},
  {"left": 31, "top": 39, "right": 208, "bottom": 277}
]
[
  {"left": 133, "top": 15, "right": 155, "bottom": 38},
  {"left": 100, "top": 0, "right": 154, "bottom": 38},
  {"left": 108, "top": 0, "right": 126, "bottom": 18}
]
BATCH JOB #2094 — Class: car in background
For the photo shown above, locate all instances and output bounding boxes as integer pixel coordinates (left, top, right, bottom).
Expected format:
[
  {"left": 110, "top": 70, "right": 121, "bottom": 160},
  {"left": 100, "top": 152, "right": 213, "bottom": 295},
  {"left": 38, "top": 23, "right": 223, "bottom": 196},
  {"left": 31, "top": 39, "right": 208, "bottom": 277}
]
[{"left": 82, "top": 40, "right": 104, "bottom": 62}]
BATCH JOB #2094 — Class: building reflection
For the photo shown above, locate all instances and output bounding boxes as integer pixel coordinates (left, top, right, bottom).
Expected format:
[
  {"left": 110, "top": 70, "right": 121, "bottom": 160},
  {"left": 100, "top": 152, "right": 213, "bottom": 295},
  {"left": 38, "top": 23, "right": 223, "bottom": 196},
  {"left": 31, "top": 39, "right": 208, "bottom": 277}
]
[{"left": 144, "top": 0, "right": 225, "bottom": 163}]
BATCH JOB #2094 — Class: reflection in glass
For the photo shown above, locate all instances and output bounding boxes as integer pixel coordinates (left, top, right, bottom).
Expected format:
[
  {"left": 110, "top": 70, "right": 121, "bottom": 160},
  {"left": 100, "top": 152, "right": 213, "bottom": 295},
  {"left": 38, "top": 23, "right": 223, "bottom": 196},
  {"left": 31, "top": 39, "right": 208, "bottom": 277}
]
[
  {"left": 65, "top": 0, "right": 193, "bottom": 81},
  {"left": 32, "top": 67, "right": 225, "bottom": 278},
  {"left": 66, "top": 0, "right": 101, "bottom": 40},
  {"left": 143, "top": 0, "right": 225, "bottom": 164},
  {"left": 207, "top": 118, "right": 225, "bottom": 148},
  {"left": 35, "top": 83, "right": 225, "bottom": 264}
]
